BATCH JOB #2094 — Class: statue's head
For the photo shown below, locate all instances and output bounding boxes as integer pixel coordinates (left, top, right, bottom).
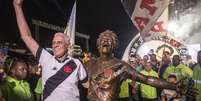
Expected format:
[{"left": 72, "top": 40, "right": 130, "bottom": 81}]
[{"left": 96, "top": 30, "right": 118, "bottom": 54}]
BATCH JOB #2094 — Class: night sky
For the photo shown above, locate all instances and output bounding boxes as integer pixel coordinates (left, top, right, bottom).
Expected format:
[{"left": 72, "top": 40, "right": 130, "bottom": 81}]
[{"left": 0, "top": 0, "right": 138, "bottom": 58}]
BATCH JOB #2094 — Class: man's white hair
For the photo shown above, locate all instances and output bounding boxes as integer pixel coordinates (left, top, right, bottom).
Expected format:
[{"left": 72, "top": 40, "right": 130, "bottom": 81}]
[{"left": 54, "top": 32, "right": 70, "bottom": 45}]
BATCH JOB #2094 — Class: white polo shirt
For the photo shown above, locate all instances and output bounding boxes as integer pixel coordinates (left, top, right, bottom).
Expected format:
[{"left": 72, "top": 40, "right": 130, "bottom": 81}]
[{"left": 37, "top": 48, "right": 87, "bottom": 101}]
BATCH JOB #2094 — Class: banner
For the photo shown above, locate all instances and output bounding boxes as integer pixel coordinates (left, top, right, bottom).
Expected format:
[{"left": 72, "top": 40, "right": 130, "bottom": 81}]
[
  {"left": 145, "top": 8, "right": 168, "bottom": 41},
  {"left": 131, "top": 0, "right": 170, "bottom": 40}
]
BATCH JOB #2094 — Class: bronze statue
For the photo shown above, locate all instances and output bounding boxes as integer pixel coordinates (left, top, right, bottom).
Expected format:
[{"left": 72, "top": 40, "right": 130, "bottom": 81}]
[{"left": 86, "top": 30, "right": 197, "bottom": 101}]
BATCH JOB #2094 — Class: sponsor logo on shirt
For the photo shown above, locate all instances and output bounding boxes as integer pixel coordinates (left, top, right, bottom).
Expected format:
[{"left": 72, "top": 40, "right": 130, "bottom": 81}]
[{"left": 63, "top": 66, "right": 73, "bottom": 73}]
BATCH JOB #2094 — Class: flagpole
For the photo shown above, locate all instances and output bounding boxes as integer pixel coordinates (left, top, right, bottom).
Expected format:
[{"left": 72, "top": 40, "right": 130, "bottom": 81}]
[
  {"left": 162, "top": 31, "right": 168, "bottom": 54},
  {"left": 64, "top": 0, "right": 76, "bottom": 56}
]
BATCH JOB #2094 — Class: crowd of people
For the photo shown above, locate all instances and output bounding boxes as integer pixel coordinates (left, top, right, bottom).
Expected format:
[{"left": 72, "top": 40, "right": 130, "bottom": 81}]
[
  {"left": 0, "top": 0, "right": 200, "bottom": 101},
  {"left": 1, "top": 44, "right": 201, "bottom": 101},
  {"left": 0, "top": 53, "right": 42, "bottom": 101},
  {"left": 123, "top": 50, "right": 201, "bottom": 101}
]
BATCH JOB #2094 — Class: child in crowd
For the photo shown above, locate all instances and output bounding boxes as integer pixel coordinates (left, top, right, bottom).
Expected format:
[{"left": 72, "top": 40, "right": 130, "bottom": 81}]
[{"left": 161, "top": 74, "right": 182, "bottom": 101}]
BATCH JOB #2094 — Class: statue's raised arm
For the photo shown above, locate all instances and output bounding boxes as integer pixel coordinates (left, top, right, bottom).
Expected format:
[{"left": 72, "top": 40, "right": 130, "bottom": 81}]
[{"left": 86, "top": 30, "right": 197, "bottom": 101}]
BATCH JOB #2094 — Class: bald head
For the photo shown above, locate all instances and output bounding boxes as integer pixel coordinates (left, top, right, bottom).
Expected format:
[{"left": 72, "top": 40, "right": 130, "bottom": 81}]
[{"left": 172, "top": 55, "right": 180, "bottom": 66}]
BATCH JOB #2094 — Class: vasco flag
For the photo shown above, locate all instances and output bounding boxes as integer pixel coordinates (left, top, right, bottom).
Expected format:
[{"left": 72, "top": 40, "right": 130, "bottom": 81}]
[
  {"left": 64, "top": 1, "right": 76, "bottom": 46},
  {"left": 146, "top": 8, "right": 183, "bottom": 48},
  {"left": 144, "top": 8, "right": 169, "bottom": 41},
  {"left": 131, "top": 0, "right": 170, "bottom": 40}
]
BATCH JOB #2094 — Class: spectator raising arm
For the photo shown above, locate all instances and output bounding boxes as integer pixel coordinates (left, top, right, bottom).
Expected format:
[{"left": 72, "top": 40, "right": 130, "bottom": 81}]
[{"left": 13, "top": 0, "right": 39, "bottom": 57}]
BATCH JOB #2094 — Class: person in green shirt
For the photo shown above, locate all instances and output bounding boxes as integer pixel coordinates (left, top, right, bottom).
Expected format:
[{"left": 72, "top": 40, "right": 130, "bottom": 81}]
[
  {"left": 118, "top": 79, "right": 133, "bottom": 101},
  {"left": 139, "top": 62, "right": 159, "bottom": 101},
  {"left": 192, "top": 50, "right": 201, "bottom": 101},
  {"left": 0, "top": 59, "right": 34, "bottom": 101},
  {"left": 34, "top": 77, "right": 42, "bottom": 101},
  {"left": 163, "top": 55, "right": 193, "bottom": 80}
]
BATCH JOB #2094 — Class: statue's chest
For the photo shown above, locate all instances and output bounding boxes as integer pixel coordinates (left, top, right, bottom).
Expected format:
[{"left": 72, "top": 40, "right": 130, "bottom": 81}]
[
  {"left": 89, "top": 62, "right": 125, "bottom": 84},
  {"left": 89, "top": 63, "right": 115, "bottom": 78}
]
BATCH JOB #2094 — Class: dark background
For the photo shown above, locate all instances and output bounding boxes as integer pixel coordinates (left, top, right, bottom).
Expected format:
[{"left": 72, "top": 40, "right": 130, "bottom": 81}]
[{"left": 0, "top": 0, "right": 138, "bottom": 58}]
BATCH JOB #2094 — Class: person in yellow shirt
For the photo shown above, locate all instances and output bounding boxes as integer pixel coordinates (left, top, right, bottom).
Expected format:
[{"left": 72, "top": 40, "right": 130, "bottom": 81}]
[
  {"left": 118, "top": 79, "right": 132, "bottom": 101},
  {"left": 139, "top": 62, "right": 159, "bottom": 101},
  {"left": 0, "top": 59, "right": 34, "bottom": 101},
  {"left": 34, "top": 77, "right": 42, "bottom": 101},
  {"left": 163, "top": 55, "right": 193, "bottom": 80},
  {"left": 192, "top": 50, "right": 201, "bottom": 101}
]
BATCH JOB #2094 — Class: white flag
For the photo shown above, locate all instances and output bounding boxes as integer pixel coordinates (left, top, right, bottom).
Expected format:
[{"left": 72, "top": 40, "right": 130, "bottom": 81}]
[
  {"left": 144, "top": 8, "right": 169, "bottom": 41},
  {"left": 131, "top": 0, "right": 170, "bottom": 40},
  {"left": 64, "top": 1, "right": 76, "bottom": 46}
]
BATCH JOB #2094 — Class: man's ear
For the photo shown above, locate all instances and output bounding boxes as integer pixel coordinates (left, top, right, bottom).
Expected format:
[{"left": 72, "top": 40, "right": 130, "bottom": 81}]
[
  {"left": 10, "top": 68, "right": 15, "bottom": 75},
  {"left": 65, "top": 43, "right": 71, "bottom": 49}
]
